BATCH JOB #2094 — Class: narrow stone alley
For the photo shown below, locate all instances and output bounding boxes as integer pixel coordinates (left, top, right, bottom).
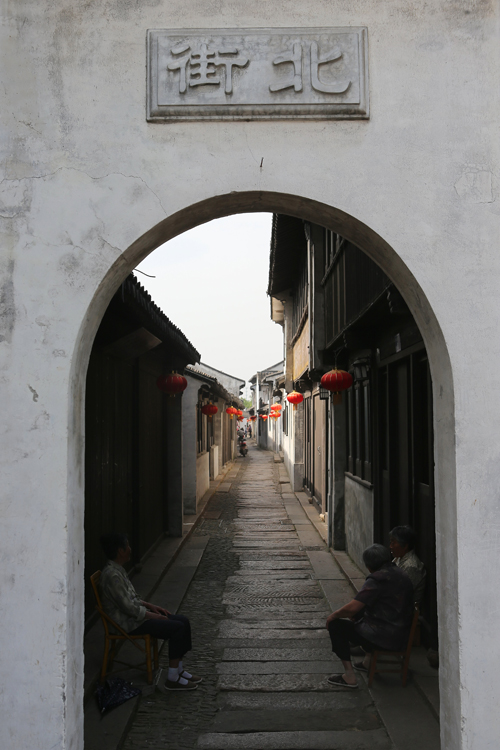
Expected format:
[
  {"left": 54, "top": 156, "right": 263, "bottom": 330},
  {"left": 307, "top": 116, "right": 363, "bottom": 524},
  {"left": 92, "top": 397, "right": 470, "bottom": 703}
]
[{"left": 120, "top": 444, "right": 396, "bottom": 750}]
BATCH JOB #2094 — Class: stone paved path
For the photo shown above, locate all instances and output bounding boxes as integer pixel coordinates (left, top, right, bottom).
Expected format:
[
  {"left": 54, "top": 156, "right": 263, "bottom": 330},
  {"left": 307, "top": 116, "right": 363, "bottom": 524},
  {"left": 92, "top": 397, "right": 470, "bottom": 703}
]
[{"left": 122, "top": 445, "right": 393, "bottom": 750}]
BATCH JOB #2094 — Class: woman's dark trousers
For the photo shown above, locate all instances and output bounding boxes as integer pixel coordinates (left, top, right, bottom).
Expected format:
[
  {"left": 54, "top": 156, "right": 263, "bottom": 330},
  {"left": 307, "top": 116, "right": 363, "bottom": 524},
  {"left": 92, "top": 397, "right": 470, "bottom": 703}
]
[
  {"left": 328, "top": 619, "right": 376, "bottom": 662},
  {"left": 130, "top": 614, "right": 192, "bottom": 660}
]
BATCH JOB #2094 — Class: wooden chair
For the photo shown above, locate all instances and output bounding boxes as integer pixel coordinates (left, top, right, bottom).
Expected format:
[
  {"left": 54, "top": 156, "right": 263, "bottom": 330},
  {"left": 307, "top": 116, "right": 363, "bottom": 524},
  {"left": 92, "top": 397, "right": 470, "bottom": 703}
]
[
  {"left": 90, "top": 571, "right": 159, "bottom": 684},
  {"left": 367, "top": 606, "right": 420, "bottom": 687}
]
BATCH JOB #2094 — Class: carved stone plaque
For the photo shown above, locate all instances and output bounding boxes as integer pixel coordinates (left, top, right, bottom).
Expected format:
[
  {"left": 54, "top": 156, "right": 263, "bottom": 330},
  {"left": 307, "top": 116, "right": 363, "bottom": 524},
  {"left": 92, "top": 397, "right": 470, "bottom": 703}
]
[{"left": 147, "top": 28, "right": 369, "bottom": 121}]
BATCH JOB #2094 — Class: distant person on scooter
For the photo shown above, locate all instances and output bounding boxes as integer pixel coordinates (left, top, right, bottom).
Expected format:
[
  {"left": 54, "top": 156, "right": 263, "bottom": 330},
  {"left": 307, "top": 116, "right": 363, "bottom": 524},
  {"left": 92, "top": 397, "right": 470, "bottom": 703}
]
[{"left": 237, "top": 429, "right": 248, "bottom": 457}]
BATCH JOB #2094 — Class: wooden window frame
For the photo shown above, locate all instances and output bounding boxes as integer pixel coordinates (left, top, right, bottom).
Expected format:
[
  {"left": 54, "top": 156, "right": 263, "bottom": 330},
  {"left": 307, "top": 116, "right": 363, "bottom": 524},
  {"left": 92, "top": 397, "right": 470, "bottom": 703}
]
[
  {"left": 346, "top": 377, "right": 372, "bottom": 483},
  {"left": 291, "top": 259, "right": 308, "bottom": 338}
]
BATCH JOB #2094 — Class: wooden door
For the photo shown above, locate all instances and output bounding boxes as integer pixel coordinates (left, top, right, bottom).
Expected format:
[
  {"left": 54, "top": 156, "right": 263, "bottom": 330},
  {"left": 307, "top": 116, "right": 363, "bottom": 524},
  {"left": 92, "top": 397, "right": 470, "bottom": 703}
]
[
  {"left": 377, "top": 367, "right": 391, "bottom": 540},
  {"left": 137, "top": 356, "right": 165, "bottom": 558},
  {"left": 412, "top": 354, "right": 437, "bottom": 645},
  {"left": 393, "top": 359, "right": 411, "bottom": 524},
  {"left": 375, "top": 351, "right": 436, "bottom": 646},
  {"left": 313, "top": 394, "right": 326, "bottom": 512},
  {"left": 303, "top": 396, "right": 312, "bottom": 494}
]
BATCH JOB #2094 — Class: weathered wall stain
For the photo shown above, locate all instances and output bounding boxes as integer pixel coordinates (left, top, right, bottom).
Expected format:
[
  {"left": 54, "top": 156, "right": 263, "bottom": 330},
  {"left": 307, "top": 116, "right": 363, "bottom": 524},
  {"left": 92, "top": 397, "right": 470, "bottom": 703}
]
[
  {"left": 28, "top": 385, "right": 39, "bottom": 402},
  {"left": 0, "top": 258, "right": 15, "bottom": 344}
]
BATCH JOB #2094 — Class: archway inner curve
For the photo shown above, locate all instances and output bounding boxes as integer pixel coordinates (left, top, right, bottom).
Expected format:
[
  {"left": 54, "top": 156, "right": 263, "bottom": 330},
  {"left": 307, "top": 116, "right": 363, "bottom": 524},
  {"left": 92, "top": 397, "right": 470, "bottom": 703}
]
[
  {"left": 74, "top": 190, "right": 458, "bottom": 749},
  {"left": 86, "top": 191, "right": 451, "bottom": 377}
]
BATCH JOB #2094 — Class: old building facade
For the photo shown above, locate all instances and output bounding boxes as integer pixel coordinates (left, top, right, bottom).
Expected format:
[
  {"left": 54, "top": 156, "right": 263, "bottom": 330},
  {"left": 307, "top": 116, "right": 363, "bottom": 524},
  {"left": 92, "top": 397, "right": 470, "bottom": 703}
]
[
  {"left": 269, "top": 215, "right": 438, "bottom": 648},
  {"left": 249, "top": 361, "right": 284, "bottom": 451},
  {"left": 1, "top": 3, "right": 499, "bottom": 749},
  {"left": 84, "top": 274, "right": 200, "bottom": 620},
  {"left": 183, "top": 364, "right": 243, "bottom": 511}
]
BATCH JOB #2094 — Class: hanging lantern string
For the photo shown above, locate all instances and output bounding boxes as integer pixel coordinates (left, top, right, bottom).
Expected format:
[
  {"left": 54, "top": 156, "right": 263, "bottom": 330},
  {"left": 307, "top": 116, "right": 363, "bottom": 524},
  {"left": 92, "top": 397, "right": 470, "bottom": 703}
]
[{"left": 333, "top": 345, "right": 344, "bottom": 369}]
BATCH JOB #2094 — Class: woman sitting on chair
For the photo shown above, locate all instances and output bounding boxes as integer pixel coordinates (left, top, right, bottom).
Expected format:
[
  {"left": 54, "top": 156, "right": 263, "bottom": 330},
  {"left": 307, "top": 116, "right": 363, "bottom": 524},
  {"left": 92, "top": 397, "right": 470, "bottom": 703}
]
[
  {"left": 326, "top": 544, "right": 414, "bottom": 689},
  {"left": 99, "top": 532, "right": 201, "bottom": 691}
]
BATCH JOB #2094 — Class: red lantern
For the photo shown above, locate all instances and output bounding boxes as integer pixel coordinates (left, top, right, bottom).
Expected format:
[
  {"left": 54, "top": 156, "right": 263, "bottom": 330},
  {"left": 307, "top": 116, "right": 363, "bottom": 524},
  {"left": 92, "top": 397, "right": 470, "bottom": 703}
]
[
  {"left": 287, "top": 391, "right": 304, "bottom": 411},
  {"left": 201, "top": 403, "right": 218, "bottom": 420},
  {"left": 320, "top": 368, "right": 353, "bottom": 405},
  {"left": 262, "top": 415, "right": 268, "bottom": 421},
  {"left": 156, "top": 371, "right": 188, "bottom": 397},
  {"left": 237, "top": 409, "right": 243, "bottom": 417},
  {"left": 226, "top": 406, "right": 237, "bottom": 419},
  {"left": 271, "top": 403, "right": 282, "bottom": 412}
]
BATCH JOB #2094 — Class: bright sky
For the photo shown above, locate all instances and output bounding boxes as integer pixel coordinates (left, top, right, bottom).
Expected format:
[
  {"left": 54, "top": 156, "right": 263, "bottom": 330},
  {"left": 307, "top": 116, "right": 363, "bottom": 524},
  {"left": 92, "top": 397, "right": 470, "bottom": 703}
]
[{"left": 135, "top": 213, "right": 283, "bottom": 395}]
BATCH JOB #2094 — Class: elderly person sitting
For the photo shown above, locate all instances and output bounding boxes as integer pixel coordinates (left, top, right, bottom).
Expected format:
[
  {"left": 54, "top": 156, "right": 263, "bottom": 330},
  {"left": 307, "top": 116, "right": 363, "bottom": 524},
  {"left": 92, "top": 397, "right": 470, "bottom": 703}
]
[
  {"left": 389, "top": 525, "right": 426, "bottom": 603},
  {"left": 99, "top": 532, "right": 201, "bottom": 692},
  {"left": 326, "top": 544, "right": 414, "bottom": 688}
]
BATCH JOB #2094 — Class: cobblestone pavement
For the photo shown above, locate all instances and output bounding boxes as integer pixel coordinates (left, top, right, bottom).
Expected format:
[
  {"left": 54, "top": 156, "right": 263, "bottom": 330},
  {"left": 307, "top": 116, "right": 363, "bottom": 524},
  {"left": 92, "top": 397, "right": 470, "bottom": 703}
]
[{"left": 122, "top": 446, "right": 392, "bottom": 750}]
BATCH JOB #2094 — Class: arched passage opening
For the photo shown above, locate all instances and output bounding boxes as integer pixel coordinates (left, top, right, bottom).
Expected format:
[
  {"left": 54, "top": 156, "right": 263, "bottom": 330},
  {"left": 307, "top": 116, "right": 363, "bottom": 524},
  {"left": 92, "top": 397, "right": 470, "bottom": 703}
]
[{"left": 74, "top": 191, "right": 457, "bottom": 749}]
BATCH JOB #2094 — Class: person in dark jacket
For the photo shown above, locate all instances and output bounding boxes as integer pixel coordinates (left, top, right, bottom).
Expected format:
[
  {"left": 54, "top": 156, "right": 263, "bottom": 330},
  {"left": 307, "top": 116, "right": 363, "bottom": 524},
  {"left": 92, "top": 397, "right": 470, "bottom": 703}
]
[{"left": 326, "top": 544, "right": 414, "bottom": 688}]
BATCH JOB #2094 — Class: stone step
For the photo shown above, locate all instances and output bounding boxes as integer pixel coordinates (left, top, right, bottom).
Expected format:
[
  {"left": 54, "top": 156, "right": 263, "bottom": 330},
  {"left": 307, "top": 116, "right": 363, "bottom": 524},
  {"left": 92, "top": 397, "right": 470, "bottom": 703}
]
[
  {"left": 232, "top": 541, "right": 301, "bottom": 548},
  {"left": 225, "top": 580, "right": 320, "bottom": 593},
  {"left": 230, "top": 571, "right": 313, "bottom": 580},
  {"left": 221, "top": 648, "right": 333, "bottom": 662},
  {"left": 236, "top": 503, "right": 285, "bottom": 507},
  {"left": 218, "top": 618, "right": 326, "bottom": 630},
  {"left": 224, "top": 603, "right": 329, "bottom": 617},
  {"left": 217, "top": 626, "right": 327, "bottom": 639},
  {"left": 217, "top": 690, "right": 374, "bottom": 711},
  {"left": 234, "top": 519, "right": 293, "bottom": 525},
  {"left": 236, "top": 512, "right": 288, "bottom": 517},
  {"left": 235, "top": 551, "right": 308, "bottom": 560},
  {"left": 238, "top": 561, "right": 311, "bottom": 569},
  {"left": 233, "top": 532, "right": 298, "bottom": 539},
  {"left": 216, "top": 661, "right": 334, "bottom": 674},
  {"left": 233, "top": 522, "right": 294, "bottom": 527},
  {"left": 234, "top": 530, "right": 295, "bottom": 535},
  {"left": 197, "top": 729, "right": 392, "bottom": 749},
  {"left": 236, "top": 511, "right": 290, "bottom": 516},
  {"left": 214, "top": 637, "right": 332, "bottom": 650},
  {"left": 209, "top": 707, "right": 382, "bottom": 733},
  {"left": 222, "top": 595, "right": 324, "bottom": 607},
  {"left": 218, "top": 673, "right": 350, "bottom": 692},
  {"left": 223, "top": 594, "right": 322, "bottom": 605}
]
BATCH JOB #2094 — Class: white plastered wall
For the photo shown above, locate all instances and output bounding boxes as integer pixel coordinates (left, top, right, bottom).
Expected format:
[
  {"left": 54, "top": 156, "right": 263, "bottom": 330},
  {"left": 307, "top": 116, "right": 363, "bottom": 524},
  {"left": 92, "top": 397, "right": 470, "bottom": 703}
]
[{"left": 0, "top": 2, "right": 499, "bottom": 749}]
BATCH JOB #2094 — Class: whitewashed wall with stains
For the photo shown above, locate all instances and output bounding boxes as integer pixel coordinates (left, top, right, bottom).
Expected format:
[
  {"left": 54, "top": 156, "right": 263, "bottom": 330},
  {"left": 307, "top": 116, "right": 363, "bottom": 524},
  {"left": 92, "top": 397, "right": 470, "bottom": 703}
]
[{"left": 0, "top": 2, "right": 499, "bottom": 748}]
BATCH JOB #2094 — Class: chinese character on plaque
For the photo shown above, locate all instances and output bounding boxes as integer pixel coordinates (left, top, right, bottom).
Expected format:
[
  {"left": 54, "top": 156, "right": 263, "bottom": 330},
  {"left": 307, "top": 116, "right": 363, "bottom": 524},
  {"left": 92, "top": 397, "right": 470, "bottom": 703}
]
[
  {"left": 270, "top": 41, "right": 351, "bottom": 95},
  {"left": 167, "top": 42, "right": 249, "bottom": 94}
]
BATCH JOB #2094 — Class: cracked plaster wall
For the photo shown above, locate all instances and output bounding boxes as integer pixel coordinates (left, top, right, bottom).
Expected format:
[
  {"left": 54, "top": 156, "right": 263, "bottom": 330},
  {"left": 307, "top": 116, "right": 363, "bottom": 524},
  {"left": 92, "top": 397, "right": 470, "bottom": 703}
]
[{"left": 0, "top": 2, "right": 499, "bottom": 749}]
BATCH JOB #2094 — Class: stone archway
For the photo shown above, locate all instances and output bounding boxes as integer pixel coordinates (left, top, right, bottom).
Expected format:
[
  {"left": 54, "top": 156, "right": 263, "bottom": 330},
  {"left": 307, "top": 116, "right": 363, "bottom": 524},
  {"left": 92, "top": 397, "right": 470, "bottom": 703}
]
[
  {"left": 4, "top": 3, "right": 498, "bottom": 747},
  {"left": 71, "top": 191, "right": 457, "bottom": 749}
]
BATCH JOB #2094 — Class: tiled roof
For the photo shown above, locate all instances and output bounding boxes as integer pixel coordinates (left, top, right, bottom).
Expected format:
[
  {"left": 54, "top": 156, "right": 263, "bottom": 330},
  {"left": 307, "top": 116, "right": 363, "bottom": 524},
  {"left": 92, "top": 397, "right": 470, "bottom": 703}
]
[
  {"left": 123, "top": 274, "right": 200, "bottom": 363},
  {"left": 186, "top": 365, "right": 244, "bottom": 409}
]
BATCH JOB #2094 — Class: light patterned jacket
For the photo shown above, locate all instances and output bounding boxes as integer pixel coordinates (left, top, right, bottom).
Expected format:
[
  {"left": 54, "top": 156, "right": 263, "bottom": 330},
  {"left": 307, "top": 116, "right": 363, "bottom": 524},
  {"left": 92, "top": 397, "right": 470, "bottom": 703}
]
[
  {"left": 394, "top": 549, "right": 426, "bottom": 604},
  {"left": 99, "top": 560, "right": 146, "bottom": 632}
]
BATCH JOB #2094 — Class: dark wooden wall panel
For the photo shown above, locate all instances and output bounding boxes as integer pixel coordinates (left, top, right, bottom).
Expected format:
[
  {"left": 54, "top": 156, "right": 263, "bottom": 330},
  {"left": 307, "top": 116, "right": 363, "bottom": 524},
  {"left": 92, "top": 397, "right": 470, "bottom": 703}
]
[
  {"left": 84, "top": 351, "right": 136, "bottom": 619},
  {"left": 375, "top": 353, "right": 436, "bottom": 646},
  {"left": 138, "top": 359, "right": 165, "bottom": 558},
  {"left": 84, "top": 277, "right": 200, "bottom": 626}
]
